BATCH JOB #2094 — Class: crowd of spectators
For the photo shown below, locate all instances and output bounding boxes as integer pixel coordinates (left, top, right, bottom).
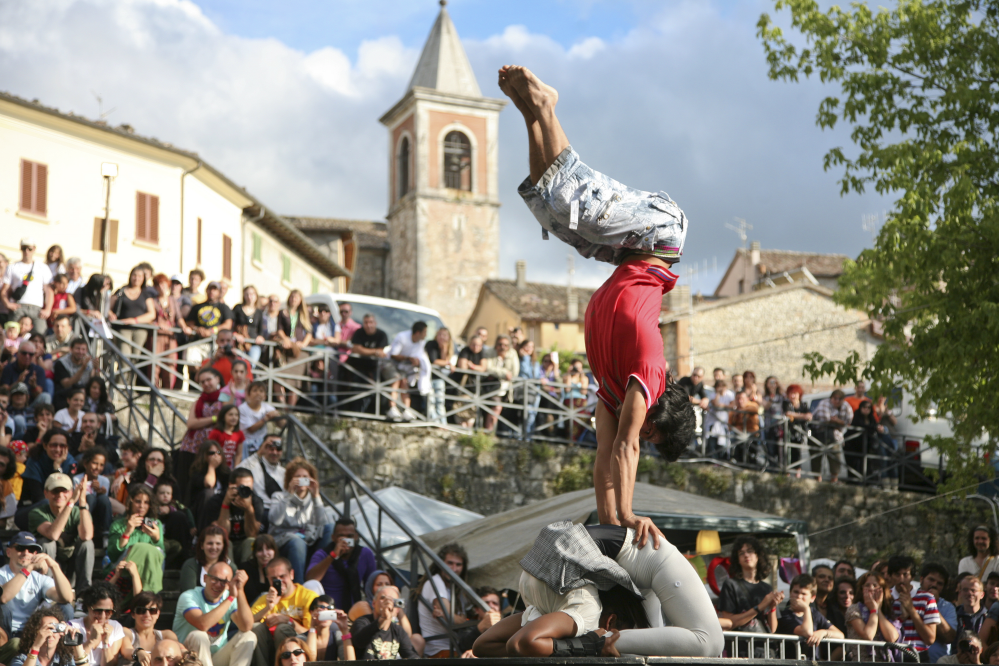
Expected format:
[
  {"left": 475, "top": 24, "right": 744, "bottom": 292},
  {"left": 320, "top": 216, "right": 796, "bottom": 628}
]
[
  {"left": 681, "top": 366, "right": 900, "bottom": 486},
  {"left": 713, "top": 526, "right": 999, "bottom": 664}
]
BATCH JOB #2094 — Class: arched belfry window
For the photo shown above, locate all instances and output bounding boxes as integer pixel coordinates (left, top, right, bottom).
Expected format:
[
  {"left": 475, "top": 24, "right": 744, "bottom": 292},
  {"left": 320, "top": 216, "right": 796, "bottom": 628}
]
[
  {"left": 443, "top": 131, "right": 472, "bottom": 191},
  {"left": 397, "top": 136, "right": 410, "bottom": 198}
]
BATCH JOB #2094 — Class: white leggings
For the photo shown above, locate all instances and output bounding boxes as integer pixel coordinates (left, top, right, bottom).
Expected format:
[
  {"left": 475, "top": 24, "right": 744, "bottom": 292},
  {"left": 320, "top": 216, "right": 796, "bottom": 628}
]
[{"left": 614, "top": 532, "right": 724, "bottom": 657}]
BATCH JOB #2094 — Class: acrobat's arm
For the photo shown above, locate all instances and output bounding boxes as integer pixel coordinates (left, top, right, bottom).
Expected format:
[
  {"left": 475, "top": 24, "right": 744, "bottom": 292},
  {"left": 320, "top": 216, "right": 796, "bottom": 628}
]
[{"left": 611, "top": 380, "right": 663, "bottom": 548}]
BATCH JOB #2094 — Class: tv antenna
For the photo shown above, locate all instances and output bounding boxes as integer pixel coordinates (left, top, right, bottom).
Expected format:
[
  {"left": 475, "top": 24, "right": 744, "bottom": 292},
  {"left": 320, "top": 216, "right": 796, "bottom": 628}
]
[
  {"left": 725, "top": 217, "right": 753, "bottom": 249},
  {"left": 861, "top": 211, "right": 884, "bottom": 243},
  {"left": 91, "top": 91, "right": 116, "bottom": 121}
]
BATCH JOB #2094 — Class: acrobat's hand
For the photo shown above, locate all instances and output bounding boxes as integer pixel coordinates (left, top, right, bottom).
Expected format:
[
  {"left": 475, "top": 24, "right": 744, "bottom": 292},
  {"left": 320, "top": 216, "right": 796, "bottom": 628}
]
[
  {"left": 621, "top": 514, "right": 662, "bottom": 550},
  {"left": 600, "top": 631, "right": 621, "bottom": 658}
]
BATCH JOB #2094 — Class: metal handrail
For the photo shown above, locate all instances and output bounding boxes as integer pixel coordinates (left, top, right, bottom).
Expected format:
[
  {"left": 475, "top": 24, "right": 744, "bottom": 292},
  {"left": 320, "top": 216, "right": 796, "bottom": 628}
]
[
  {"left": 721, "top": 630, "right": 919, "bottom": 662},
  {"left": 71, "top": 313, "right": 486, "bottom": 654}
]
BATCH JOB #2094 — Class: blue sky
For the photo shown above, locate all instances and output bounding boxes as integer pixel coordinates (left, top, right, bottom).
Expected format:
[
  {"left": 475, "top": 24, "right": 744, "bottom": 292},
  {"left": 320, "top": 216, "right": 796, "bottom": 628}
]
[{"left": 0, "top": 0, "right": 890, "bottom": 293}]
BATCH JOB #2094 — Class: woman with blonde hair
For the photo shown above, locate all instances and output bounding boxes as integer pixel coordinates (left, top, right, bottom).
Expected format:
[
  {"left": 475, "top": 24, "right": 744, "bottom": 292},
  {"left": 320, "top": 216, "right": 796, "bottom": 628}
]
[
  {"left": 269, "top": 456, "right": 331, "bottom": 582},
  {"left": 277, "top": 289, "right": 314, "bottom": 407}
]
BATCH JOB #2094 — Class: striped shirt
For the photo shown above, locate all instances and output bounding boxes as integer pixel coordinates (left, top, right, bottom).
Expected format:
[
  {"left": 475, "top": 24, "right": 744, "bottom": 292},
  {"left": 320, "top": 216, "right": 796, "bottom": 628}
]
[{"left": 893, "top": 590, "right": 941, "bottom": 652}]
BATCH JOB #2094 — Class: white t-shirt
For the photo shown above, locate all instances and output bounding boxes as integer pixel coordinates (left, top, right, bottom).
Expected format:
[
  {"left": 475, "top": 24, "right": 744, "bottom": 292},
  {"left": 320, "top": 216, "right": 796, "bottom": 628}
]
[
  {"left": 419, "top": 574, "right": 455, "bottom": 655},
  {"left": 238, "top": 401, "right": 276, "bottom": 457},
  {"left": 0, "top": 565, "right": 55, "bottom": 632},
  {"left": 54, "top": 408, "right": 83, "bottom": 432},
  {"left": 4, "top": 261, "right": 53, "bottom": 308},
  {"left": 70, "top": 619, "right": 125, "bottom": 666},
  {"left": 66, "top": 275, "right": 85, "bottom": 295},
  {"left": 704, "top": 389, "right": 735, "bottom": 433}
]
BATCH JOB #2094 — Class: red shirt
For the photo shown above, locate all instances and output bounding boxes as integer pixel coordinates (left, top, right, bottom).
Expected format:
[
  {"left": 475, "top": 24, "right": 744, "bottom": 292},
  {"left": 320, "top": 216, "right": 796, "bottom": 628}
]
[
  {"left": 208, "top": 429, "right": 245, "bottom": 469},
  {"left": 584, "top": 260, "right": 677, "bottom": 416},
  {"left": 201, "top": 355, "right": 253, "bottom": 386}
]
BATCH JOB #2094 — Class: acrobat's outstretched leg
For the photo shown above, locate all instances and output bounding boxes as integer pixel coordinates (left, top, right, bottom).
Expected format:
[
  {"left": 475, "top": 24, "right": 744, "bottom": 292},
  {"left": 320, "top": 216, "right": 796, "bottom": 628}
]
[{"left": 498, "top": 65, "right": 569, "bottom": 184}]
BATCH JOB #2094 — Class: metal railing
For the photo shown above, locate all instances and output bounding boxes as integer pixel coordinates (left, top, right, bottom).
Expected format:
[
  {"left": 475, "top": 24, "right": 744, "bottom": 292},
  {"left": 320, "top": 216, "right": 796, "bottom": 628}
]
[
  {"left": 722, "top": 630, "right": 920, "bottom": 662},
  {"left": 688, "top": 411, "right": 939, "bottom": 493},
  {"left": 75, "top": 316, "right": 939, "bottom": 492},
  {"left": 70, "top": 314, "right": 488, "bottom": 654}
]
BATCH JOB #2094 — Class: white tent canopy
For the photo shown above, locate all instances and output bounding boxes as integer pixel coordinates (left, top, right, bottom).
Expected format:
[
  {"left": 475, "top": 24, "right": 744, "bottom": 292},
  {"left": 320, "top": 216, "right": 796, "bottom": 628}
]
[
  {"left": 420, "top": 483, "right": 808, "bottom": 590},
  {"left": 334, "top": 486, "right": 483, "bottom": 565}
]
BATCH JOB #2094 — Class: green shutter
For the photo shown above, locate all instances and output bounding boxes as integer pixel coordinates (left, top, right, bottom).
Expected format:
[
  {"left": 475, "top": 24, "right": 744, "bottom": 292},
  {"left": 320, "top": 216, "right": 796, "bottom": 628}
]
[
  {"left": 252, "top": 232, "right": 262, "bottom": 262},
  {"left": 311, "top": 275, "right": 320, "bottom": 294},
  {"left": 281, "top": 254, "right": 291, "bottom": 282}
]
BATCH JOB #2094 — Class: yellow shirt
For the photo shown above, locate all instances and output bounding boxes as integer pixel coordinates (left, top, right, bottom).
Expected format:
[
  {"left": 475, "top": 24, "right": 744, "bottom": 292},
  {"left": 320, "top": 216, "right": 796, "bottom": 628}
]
[
  {"left": 11, "top": 462, "right": 24, "bottom": 501},
  {"left": 250, "top": 585, "right": 317, "bottom": 628}
]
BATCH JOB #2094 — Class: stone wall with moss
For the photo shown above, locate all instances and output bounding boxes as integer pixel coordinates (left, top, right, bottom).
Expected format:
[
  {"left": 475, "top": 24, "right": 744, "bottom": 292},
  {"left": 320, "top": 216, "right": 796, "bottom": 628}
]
[{"left": 297, "top": 417, "right": 992, "bottom": 572}]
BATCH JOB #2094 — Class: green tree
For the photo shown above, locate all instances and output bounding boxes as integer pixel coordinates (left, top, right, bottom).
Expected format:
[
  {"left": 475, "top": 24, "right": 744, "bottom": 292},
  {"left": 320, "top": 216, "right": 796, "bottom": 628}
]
[{"left": 757, "top": 0, "right": 999, "bottom": 489}]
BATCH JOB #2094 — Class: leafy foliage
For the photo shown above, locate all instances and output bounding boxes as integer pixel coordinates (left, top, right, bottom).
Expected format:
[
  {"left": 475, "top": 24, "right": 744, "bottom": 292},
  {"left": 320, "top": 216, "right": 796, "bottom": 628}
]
[
  {"left": 759, "top": 0, "right": 999, "bottom": 490},
  {"left": 458, "top": 431, "right": 495, "bottom": 455}
]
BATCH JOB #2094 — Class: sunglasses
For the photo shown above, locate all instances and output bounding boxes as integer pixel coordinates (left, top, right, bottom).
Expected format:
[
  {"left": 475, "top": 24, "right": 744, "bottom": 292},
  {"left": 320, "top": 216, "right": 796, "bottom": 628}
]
[
  {"left": 280, "top": 650, "right": 306, "bottom": 660},
  {"left": 208, "top": 450, "right": 222, "bottom": 457},
  {"left": 90, "top": 608, "right": 114, "bottom": 616},
  {"left": 132, "top": 607, "right": 161, "bottom": 616},
  {"left": 206, "top": 573, "right": 232, "bottom": 585},
  {"left": 14, "top": 545, "right": 41, "bottom": 553}
]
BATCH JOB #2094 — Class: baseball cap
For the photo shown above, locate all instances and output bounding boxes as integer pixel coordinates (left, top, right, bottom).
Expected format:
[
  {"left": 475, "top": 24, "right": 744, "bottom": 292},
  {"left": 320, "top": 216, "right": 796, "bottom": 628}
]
[
  {"left": 170, "top": 274, "right": 184, "bottom": 283},
  {"left": 8, "top": 532, "right": 41, "bottom": 551},
  {"left": 10, "top": 383, "right": 28, "bottom": 396},
  {"left": 988, "top": 572, "right": 999, "bottom": 583},
  {"left": 19, "top": 237, "right": 36, "bottom": 249},
  {"left": 206, "top": 281, "right": 222, "bottom": 291},
  {"left": 4, "top": 321, "right": 19, "bottom": 331},
  {"left": 44, "top": 473, "right": 73, "bottom": 493}
]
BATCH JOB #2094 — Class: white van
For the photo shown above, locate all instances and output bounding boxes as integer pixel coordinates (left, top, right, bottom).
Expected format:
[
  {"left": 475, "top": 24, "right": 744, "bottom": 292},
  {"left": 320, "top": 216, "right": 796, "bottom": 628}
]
[
  {"left": 803, "top": 387, "right": 959, "bottom": 472},
  {"left": 304, "top": 293, "right": 446, "bottom": 343}
]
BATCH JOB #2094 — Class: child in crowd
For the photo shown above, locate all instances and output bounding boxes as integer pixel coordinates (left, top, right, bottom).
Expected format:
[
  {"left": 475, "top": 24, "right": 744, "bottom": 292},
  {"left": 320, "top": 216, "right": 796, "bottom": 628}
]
[
  {"left": 155, "top": 480, "right": 197, "bottom": 559},
  {"left": 17, "top": 315, "right": 33, "bottom": 337},
  {"left": 54, "top": 387, "right": 86, "bottom": 432},
  {"left": 238, "top": 380, "right": 279, "bottom": 459},
  {"left": 3, "top": 320, "right": 21, "bottom": 353},
  {"left": 220, "top": 358, "right": 250, "bottom": 408},
  {"left": 74, "top": 445, "right": 111, "bottom": 496},
  {"left": 209, "top": 403, "right": 245, "bottom": 469},
  {"left": 7, "top": 384, "right": 34, "bottom": 439},
  {"left": 8, "top": 439, "right": 28, "bottom": 502},
  {"left": 47, "top": 273, "right": 77, "bottom": 330},
  {"left": 776, "top": 573, "right": 844, "bottom": 658}
]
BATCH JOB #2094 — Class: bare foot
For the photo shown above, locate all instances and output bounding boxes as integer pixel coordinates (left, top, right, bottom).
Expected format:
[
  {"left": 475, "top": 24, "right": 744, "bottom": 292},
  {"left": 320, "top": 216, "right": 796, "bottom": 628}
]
[
  {"left": 505, "top": 65, "right": 558, "bottom": 117},
  {"left": 498, "top": 66, "right": 535, "bottom": 123}
]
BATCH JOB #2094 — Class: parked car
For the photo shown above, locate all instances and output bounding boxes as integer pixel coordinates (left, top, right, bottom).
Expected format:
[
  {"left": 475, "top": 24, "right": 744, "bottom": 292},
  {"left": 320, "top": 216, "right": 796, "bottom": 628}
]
[{"left": 305, "top": 293, "right": 446, "bottom": 344}]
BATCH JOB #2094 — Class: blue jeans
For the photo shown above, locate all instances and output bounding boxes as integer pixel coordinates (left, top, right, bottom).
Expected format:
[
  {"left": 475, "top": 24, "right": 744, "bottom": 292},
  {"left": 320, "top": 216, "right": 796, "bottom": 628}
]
[
  {"left": 518, "top": 146, "right": 687, "bottom": 264},
  {"left": 87, "top": 492, "right": 113, "bottom": 541},
  {"left": 247, "top": 345, "right": 262, "bottom": 364},
  {"left": 428, "top": 378, "right": 447, "bottom": 423},
  {"left": 279, "top": 523, "right": 333, "bottom": 584}
]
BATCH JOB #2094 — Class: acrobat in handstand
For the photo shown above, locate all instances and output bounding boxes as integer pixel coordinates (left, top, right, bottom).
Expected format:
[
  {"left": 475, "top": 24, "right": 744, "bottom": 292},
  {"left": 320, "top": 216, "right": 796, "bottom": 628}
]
[{"left": 499, "top": 65, "right": 695, "bottom": 546}]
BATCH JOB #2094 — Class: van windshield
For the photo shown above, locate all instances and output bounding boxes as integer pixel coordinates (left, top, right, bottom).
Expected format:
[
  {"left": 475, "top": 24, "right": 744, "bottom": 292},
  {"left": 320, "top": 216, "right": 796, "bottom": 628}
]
[{"left": 339, "top": 299, "right": 444, "bottom": 340}]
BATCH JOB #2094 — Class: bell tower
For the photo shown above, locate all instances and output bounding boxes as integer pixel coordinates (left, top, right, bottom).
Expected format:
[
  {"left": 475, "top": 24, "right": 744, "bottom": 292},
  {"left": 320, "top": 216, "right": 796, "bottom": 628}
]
[{"left": 379, "top": 0, "right": 506, "bottom": 333}]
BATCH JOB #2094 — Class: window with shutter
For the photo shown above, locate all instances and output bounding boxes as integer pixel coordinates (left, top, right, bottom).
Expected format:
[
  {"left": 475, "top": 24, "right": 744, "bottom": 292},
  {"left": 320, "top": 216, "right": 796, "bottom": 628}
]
[
  {"left": 281, "top": 254, "right": 291, "bottom": 282},
  {"left": 222, "top": 234, "right": 232, "bottom": 280},
  {"left": 92, "top": 218, "right": 119, "bottom": 253},
  {"left": 135, "top": 192, "right": 159, "bottom": 244},
  {"left": 197, "top": 218, "right": 203, "bottom": 264},
  {"left": 443, "top": 131, "right": 472, "bottom": 191},
  {"left": 19, "top": 159, "right": 48, "bottom": 216},
  {"left": 251, "top": 232, "right": 262, "bottom": 262}
]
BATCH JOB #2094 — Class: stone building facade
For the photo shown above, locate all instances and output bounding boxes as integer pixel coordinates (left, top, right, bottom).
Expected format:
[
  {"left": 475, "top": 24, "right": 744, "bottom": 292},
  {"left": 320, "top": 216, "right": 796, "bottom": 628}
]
[
  {"left": 661, "top": 282, "right": 879, "bottom": 387},
  {"left": 378, "top": 5, "right": 506, "bottom": 332}
]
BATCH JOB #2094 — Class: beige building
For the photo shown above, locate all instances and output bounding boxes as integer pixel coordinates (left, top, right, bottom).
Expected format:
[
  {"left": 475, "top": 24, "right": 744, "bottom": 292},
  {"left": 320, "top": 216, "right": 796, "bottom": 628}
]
[
  {"left": 285, "top": 217, "right": 388, "bottom": 297},
  {"left": 463, "top": 262, "right": 593, "bottom": 355},
  {"left": 378, "top": 3, "right": 506, "bottom": 332},
  {"left": 0, "top": 91, "right": 348, "bottom": 304},
  {"left": 715, "top": 241, "right": 849, "bottom": 297},
  {"left": 661, "top": 282, "right": 879, "bottom": 389}
]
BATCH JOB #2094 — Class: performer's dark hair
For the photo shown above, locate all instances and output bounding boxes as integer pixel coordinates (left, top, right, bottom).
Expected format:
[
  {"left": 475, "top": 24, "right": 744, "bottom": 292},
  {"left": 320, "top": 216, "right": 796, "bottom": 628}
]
[
  {"left": 598, "top": 585, "right": 650, "bottom": 630},
  {"left": 647, "top": 384, "right": 695, "bottom": 461}
]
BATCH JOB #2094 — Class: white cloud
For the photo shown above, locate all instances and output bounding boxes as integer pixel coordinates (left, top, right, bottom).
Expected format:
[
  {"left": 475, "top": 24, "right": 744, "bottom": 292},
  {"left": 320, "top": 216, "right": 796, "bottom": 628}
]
[{"left": 0, "top": 0, "right": 887, "bottom": 293}]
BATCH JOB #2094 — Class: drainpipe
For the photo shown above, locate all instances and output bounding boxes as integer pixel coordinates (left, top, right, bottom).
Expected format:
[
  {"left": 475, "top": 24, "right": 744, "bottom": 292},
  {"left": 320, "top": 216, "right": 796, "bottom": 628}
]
[{"left": 179, "top": 160, "right": 203, "bottom": 273}]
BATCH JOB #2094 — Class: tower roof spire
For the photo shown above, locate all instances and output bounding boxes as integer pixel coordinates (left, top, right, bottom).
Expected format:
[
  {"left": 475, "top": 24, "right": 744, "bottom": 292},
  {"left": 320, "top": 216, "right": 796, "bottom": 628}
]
[{"left": 407, "top": 2, "right": 482, "bottom": 97}]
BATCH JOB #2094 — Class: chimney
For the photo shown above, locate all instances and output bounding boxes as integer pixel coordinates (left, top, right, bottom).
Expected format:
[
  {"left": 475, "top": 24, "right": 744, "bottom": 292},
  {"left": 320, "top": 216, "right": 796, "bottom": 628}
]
[
  {"left": 515, "top": 260, "right": 527, "bottom": 290},
  {"left": 750, "top": 241, "right": 761, "bottom": 267},
  {"left": 567, "top": 290, "right": 579, "bottom": 321}
]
